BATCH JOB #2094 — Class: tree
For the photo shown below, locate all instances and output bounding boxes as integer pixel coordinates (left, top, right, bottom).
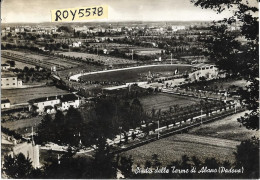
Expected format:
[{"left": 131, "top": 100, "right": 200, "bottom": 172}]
[
  {"left": 2, "top": 153, "right": 34, "bottom": 179},
  {"left": 191, "top": 0, "right": 259, "bottom": 130},
  {"left": 233, "top": 138, "right": 259, "bottom": 178}
]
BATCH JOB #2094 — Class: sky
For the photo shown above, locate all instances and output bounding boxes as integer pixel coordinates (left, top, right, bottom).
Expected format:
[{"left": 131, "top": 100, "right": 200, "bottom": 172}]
[{"left": 1, "top": 0, "right": 234, "bottom": 23}]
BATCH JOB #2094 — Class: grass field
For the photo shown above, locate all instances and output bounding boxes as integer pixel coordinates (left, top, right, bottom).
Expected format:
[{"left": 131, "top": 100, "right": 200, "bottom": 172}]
[
  {"left": 139, "top": 93, "right": 200, "bottom": 112},
  {"left": 122, "top": 133, "right": 240, "bottom": 166},
  {"left": 80, "top": 65, "right": 191, "bottom": 83},
  {"left": 2, "top": 86, "right": 69, "bottom": 104},
  {"left": 188, "top": 111, "right": 259, "bottom": 141},
  {"left": 59, "top": 51, "right": 137, "bottom": 65},
  {"left": 1, "top": 116, "right": 42, "bottom": 135}
]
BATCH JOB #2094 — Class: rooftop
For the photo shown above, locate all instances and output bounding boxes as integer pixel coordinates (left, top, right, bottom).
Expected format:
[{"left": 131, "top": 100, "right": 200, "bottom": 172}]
[
  {"left": 28, "top": 94, "right": 78, "bottom": 104},
  {"left": 1, "top": 99, "right": 10, "bottom": 104},
  {"left": 1, "top": 72, "right": 17, "bottom": 78}
]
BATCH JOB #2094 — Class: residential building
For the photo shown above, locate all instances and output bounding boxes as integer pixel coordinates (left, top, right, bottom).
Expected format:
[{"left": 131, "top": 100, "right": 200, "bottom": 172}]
[
  {"left": 1, "top": 64, "right": 10, "bottom": 70},
  {"left": 28, "top": 94, "right": 80, "bottom": 114},
  {"left": 1, "top": 99, "right": 11, "bottom": 109},
  {"left": 1, "top": 72, "right": 23, "bottom": 89}
]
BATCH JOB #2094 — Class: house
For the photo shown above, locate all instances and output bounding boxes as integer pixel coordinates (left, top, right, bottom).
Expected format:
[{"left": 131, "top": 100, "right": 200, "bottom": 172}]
[
  {"left": 1, "top": 99, "right": 11, "bottom": 109},
  {"left": 1, "top": 64, "right": 10, "bottom": 70},
  {"left": 1, "top": 72, "right": 23, "bottom": 89},
  {"left": 28, "top": 94, "right": 80, "bottom": 114},
  {"left": 60, "top": 94, "right": 80, "bottom": 111}
]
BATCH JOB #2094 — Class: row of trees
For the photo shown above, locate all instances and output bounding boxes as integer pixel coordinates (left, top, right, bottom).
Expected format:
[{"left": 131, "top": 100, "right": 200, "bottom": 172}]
[{"left": 35, "top": 97, "right": 148, "bottom": 147}]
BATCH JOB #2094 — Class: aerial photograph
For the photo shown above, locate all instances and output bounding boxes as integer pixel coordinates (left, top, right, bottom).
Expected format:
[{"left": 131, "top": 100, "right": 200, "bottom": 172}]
[{"left": 1, "top": 0, "right": 259, "bottom": 179}]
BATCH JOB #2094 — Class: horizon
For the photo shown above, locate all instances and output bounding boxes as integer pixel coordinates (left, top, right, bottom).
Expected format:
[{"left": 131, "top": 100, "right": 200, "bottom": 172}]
[{"left": 1, "top": 0, "right": 232, "bottom": 23}]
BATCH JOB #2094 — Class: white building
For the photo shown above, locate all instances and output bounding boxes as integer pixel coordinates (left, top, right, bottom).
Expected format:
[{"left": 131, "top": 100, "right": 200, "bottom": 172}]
[
  {"left": 1, "top": 64, "right": 10, "bottom": 70},
  {"left": 172, "top": 25, "right": 186, "bottom": 32},
  {"left": 1, "top": 99, "right": 11, "bottom": 109},
  {"left": 28, "top": 94, "right": 80, "bottom": 114},
  {"left": 1, "top": 72, "right": 23, "bottom": 89},
  {"left": 71, "top": 41, "right": 82, "bottom": 47}
]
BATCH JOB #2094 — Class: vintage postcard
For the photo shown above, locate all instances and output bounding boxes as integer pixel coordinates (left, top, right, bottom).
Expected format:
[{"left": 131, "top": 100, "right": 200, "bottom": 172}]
[{"left": 1, "top": 0, "right": 259, "bottom": 179}]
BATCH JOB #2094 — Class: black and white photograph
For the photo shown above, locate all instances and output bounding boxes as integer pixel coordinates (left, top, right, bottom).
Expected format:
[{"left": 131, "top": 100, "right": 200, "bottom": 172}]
[{"left": 1, "top": 0, "right": 259, "bottom": 179}]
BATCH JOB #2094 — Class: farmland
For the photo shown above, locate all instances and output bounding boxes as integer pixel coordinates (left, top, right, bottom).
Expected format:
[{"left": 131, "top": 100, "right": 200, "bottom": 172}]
[
  {"left": 2, "top": 86, "right": 69, "bottom": 104},
  {"left": 58, "top": 51, "right": 137, "bottom": 65},
  {"left": 122, "top": 133, "right": 240, "bottom": 166},
  {"left": 88, "top": 42, "right": 163, "bottom": 55},
  {"left": 79, "top": 65, "right": 191, "bottom": 83},
  {"left": 2, "top": 50, "right": 81, "bottom": 70},
  {"left": 139, "top": 93, "right": 201, "bottom": 112},
  {"left": 1, "top": 116, "right": 42, "bottom": 135},
  {"left": 2, "top": 57, "right": 35, "bottom": 69}
]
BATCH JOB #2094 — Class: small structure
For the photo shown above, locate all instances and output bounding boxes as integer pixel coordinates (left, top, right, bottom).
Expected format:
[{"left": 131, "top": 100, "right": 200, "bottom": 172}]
[
  {"left": 1, "top": 99, "right": 11, "bottom": 109},
  {"left": 1, "top": 64, "right": 10, "bottom": 70}
]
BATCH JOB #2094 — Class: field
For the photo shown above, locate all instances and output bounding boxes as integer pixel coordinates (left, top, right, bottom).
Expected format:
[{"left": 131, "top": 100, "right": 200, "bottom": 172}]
[
  {"left": 2, "top": 86, "right": 69, "bottom": 104},
  {"left": 188, "top": 111, "right": 259, "bottom": 141},
  {"left": 121, "top": 111, "right": 257, "bottom": 166},
  {"left": 1, "top": 57, "right": 35, "bottom": 69},
  {"left": 2, "top": 50, "right": 81, "bottom": 70},
  {"left": 59, "top": 51, "right": 137, "bottom": 65},
  {"left": 80, "top": 65, "right": 191, "bottom": 83},
  {"left": 122, "top": 134, "right": 240, "bottom": 166},
  {"left": 88, "top": 42, "right": 162, "bottom": 55},
  {"left": 139, "top": 93, "right": 200, "bottom": 112},
  {"left": 1, "top": 116, "right": 42, "bottom": 135}
]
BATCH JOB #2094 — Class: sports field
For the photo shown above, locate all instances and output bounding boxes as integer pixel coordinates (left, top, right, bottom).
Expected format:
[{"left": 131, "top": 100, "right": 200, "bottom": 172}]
[
  {"left": 80, "top": 65, "right": 191, "bottom": 83},
  {"left": 139, "top": 93, "right": 200, "bottom": 112}
]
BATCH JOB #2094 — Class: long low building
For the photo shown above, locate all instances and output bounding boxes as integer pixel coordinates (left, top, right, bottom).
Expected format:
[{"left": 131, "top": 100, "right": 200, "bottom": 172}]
[{"left": 28, "top": 94, "right": 80, "bottom": 114}]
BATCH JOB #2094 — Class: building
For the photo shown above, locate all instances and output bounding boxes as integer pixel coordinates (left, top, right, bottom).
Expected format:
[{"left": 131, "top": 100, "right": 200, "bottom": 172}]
[
  {"left": 172, "top": 25, "right": 186, "bottom": 32},
  {"left": 60, "top": 94, "right": 80, "bottom": 111},
  {"left": 1, "top": 72, "right": 23, "bottom": 89},
  {"left": 28, "top": 94, "right": 80, "bottom": 114},
  {"left": 1, "top": 99, "right": 11, "bottom": 109},
  {"left": 1, "top": 132, "right": 40, "bottom": 169},
  {"left": 1, "top": 64, "right": 10, "bottom": 70}
]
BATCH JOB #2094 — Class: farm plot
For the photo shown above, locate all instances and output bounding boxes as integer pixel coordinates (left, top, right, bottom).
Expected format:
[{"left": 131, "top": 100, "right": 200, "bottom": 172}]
[
  {"left": 139, "top": 93, "right": 200, "bottom": 112},
  {"left": 2, "top": 86, "right": 69, "bottom": 104},
  {"left": 188, "top": 111, "right": 259, "bottom": 141},
  {"left": 59, "top": 51, "right": 137, "bottom": 65},
  {"left": 121, "top": 133, "right": 240, "bottom": 166},
  {"left": 80, "top": 65, "right": 191, "bottom": 83},
  {"left": 2, "top": 50, "right": 80, "bottom": 70},
  {"left": 1, "top": 57, "right": 35, "bottom": 69},
  {"left": 1, "top": 116, "right": 42, "bottom": 135}
]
